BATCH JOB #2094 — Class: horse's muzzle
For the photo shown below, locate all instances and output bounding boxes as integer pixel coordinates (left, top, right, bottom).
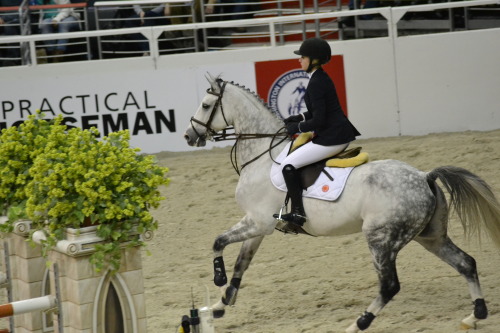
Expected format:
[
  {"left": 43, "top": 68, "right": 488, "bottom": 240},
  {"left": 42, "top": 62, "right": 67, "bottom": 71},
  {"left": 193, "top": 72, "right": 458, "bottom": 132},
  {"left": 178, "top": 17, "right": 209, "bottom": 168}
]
[{"left": 184, "top": 129, "right": 206, "bottom": 147}]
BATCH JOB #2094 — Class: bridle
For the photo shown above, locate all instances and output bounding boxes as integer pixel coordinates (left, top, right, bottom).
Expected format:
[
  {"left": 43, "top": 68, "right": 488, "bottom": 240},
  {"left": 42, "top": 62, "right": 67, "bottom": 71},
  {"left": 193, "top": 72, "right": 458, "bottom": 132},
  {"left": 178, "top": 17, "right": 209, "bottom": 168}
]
[
  {"left": 189, "top": 79, "right": 289, "bottom": 175},
  {"left": 189, "top": 80, "right": 230, "bottom": 141}
]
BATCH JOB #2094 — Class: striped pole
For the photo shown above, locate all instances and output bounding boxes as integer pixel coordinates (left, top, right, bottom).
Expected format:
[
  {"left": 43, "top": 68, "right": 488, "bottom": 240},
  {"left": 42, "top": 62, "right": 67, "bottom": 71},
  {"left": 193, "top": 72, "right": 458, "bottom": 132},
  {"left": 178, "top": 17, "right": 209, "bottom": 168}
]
[{"left": 0, "top": 296, "right": 56, "bottom": 319}]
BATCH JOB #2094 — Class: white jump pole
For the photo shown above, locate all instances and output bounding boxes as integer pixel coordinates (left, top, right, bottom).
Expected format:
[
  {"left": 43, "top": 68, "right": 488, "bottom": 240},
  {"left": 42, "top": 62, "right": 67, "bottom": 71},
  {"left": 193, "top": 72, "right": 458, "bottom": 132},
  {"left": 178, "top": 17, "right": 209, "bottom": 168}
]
[{"left": 0, "top": 295, "right": 56, "bottom": 319}]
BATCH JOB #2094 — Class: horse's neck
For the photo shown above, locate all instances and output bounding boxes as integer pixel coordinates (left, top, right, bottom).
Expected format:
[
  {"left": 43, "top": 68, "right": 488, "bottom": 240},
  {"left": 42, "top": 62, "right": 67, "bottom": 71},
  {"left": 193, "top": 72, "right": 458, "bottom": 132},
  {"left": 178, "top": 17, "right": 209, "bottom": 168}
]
[
  {"left": 228, "top": 87, "right": 287, "bottom": 171},
  {"left": 230, "top": 89, "right": 282, "bottom": 135}
]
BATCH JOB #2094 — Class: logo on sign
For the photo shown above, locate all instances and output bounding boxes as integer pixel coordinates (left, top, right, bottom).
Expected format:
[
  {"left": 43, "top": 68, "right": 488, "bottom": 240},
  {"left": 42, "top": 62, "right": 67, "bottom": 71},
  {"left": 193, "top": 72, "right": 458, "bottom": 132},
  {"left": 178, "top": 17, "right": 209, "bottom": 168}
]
[{"left": 267, "top": 69, "right": 309, "bottom": 119}]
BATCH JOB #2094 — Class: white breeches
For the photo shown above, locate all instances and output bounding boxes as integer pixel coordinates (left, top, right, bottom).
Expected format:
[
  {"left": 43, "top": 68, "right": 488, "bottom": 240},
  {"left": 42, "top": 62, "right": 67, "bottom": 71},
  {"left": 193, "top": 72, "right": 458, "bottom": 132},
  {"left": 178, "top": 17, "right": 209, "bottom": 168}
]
[{"left": 280, "top": 141, "right": 350, "bottom": 171}]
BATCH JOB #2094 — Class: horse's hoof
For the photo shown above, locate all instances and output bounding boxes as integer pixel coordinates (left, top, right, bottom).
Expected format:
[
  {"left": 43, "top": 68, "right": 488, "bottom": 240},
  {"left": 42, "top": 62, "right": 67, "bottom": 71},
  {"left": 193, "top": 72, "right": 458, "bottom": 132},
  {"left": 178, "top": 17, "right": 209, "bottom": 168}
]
[
  {"left": 213, "top": 309, "right": 225, "bottom": 318},
  {"left": 345, "top": 322, "right": 359, "bottom": 333},
  {"left": 460, "top": 313, "right": 478, "bottom": 330},
  {"left": 459, "top": 322, "right": 476, "bottom": 330}
]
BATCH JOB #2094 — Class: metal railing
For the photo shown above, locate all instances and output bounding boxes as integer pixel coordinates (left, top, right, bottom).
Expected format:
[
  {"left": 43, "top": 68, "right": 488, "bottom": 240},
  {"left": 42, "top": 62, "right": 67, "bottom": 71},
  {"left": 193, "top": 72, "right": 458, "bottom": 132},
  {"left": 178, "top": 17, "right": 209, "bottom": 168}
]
[
  {"left": 93, "top": 0, "right": 199, "bottom": 58},
  {"left": 0, "top": 0, "right": 498, "bottom": 67},
  {"left": 0, "top": 0, "right": 88, "bottom": 66}
]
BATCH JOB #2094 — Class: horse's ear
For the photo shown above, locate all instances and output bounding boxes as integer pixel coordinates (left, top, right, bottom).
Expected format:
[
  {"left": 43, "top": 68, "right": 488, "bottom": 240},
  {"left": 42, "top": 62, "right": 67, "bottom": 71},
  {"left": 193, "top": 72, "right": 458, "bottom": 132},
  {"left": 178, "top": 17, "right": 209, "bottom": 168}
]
[
  {"left": 206, "top": 73, "right": 222, "bottom": 93},
  {"left": 205, "top": 72, "right": 223, "bottom": 94}
]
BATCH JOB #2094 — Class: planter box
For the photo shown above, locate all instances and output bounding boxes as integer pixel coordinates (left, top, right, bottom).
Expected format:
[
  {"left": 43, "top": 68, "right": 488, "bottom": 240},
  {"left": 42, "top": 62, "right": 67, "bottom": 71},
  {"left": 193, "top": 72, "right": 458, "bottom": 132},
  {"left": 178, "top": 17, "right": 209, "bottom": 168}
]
[
  {"left": 1, "top": 221, "right": 151, "bottom": 333},
  {"left": 1, "top": 219, "right": 47, "bottom": 333}
]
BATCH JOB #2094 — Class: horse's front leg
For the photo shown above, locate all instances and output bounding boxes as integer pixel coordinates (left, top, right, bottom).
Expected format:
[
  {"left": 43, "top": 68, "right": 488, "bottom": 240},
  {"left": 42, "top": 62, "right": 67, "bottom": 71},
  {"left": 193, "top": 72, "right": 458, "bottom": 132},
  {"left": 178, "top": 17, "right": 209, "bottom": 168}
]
[
  {"left": 210, "top": 215, "right": 272, "bottom": 316},
  {"left": 212, "top": 236, "right": 264, "bottom": 317}
]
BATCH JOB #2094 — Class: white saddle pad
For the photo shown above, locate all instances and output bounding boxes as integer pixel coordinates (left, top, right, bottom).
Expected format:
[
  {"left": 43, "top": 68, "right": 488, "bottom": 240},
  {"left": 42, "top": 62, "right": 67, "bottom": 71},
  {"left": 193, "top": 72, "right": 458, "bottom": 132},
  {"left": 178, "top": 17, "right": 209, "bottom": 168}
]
[{"left": 271, "top": 142, "right": 354, "bottom": 201}]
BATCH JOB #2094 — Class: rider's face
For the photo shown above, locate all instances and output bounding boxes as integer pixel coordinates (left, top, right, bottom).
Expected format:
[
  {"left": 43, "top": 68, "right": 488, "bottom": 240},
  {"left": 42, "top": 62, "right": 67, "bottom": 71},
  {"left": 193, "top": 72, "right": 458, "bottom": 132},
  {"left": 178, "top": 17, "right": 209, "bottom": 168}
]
[{"left": 299, "top": 56, "right": 310, "bottom": 71}]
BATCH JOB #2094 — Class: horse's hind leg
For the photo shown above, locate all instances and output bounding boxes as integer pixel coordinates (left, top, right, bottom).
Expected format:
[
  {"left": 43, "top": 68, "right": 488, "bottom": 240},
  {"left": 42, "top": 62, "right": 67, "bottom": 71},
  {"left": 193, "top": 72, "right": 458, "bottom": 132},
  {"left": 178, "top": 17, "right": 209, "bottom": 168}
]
[
  {"left": 345, "top": 237, "right": 402, "bottom": 333},
  {"left": 416, "top": 182, "right": 487, "bottom": 329},
  {"left": 346, "top": 214, "right": 427, "bottom": 333},
  {"left": 416, "top": 235, "right": 487, "bottom": 329}
]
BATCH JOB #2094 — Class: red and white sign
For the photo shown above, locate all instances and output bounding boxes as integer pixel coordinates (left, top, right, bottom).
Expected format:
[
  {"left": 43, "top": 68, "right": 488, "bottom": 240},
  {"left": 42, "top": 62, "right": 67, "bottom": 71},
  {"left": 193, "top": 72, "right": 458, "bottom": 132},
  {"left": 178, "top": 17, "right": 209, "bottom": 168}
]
[{"left": 254, "top": 57, "right": 348, "bottom": 120}]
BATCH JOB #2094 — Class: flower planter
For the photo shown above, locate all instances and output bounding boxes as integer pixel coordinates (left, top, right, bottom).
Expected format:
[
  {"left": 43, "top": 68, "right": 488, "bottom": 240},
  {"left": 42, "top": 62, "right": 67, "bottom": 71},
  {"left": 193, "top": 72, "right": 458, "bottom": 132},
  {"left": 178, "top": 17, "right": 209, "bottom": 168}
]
[
  {"left": 0, "top": 218, "right": 48, "bottom": 333},
  {"left": 31, "top": 225, "right": 151, "bottom": 333},
  {"left": 32, "top": 225, "right": 154, "bottom": 258}
]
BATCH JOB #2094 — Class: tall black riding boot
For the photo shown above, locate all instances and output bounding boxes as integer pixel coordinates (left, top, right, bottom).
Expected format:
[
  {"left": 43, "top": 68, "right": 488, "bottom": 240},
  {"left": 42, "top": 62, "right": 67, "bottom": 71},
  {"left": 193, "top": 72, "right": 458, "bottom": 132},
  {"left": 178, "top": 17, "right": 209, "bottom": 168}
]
[{"left": 277, "top": 164, "right": 306, "bottom": 226}]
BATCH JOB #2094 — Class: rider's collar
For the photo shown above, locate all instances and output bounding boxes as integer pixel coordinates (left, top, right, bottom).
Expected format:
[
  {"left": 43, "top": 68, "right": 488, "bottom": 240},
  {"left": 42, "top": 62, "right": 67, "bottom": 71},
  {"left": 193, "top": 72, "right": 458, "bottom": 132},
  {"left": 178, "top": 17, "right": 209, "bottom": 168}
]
[{"left": 308, "top": 68, "right": 318, "bottom": 78}]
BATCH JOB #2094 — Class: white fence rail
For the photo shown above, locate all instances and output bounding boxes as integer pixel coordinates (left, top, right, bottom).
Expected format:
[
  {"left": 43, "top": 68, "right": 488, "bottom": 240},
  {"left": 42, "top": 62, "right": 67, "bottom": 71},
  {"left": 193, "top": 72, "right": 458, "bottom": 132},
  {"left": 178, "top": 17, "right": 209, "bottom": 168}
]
[{"left": 0, "top": 296, "right": 56, "bottom": 319}]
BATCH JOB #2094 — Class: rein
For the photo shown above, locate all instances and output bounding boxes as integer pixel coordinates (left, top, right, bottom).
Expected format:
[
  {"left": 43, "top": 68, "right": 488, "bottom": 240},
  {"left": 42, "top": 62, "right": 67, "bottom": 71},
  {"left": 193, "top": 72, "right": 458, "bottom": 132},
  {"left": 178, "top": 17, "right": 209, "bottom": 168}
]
[
  {"left": 229, "top": 129, "right": 288, "bottom": 175},
  {"left": 191, "top": 79, "right": 289, "bottom": 175},
  {"left": 211, "top": 125, "right": 288, "bottom": 175}
]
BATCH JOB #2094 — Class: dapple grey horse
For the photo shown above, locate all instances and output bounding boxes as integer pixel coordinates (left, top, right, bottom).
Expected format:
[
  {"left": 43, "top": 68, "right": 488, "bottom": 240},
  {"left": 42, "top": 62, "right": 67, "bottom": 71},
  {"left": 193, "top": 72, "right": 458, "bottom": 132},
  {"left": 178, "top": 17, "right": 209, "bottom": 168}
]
[{"left": 184, "top": 75, "right": 500, "bottom": 332}]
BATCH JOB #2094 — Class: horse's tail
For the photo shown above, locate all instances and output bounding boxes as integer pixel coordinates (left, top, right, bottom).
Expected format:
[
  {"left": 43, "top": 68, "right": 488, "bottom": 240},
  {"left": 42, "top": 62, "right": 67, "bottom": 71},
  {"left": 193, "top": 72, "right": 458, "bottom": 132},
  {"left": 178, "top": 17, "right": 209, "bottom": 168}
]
[{"left": 427, "top": 166, "right": 500, "bottom": 248}]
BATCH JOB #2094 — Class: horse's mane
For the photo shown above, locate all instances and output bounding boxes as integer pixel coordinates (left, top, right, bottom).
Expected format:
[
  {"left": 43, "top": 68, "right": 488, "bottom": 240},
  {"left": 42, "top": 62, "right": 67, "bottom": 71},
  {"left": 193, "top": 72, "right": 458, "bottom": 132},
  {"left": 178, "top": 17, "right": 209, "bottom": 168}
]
[{"left": 213, "top": 76, "right": 284, "bottom": 121}]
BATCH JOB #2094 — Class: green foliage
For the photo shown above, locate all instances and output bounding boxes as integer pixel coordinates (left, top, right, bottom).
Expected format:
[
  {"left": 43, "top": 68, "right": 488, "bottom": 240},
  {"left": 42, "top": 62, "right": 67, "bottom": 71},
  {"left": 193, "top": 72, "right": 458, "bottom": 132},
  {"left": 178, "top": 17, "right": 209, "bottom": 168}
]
[
  {"left": 0, "top": 112, "right": 66, "bottom": 230},
  {"left": 0, "top": 112, "right": 170, "bottom": 272},
  {"left": 26, "top": 127, "right": 169, "bottom": 272}
]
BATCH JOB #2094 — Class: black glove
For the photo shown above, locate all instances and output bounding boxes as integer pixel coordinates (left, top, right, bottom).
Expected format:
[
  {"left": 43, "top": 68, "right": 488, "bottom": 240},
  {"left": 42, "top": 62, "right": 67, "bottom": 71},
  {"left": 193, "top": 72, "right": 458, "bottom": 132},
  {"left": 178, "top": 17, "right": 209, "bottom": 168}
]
[
  {"left": 286, "top": 122, "right": 300, "bottom": 136},
  {"left": 284, "top": 114, "right": 303, "bottom": 124}
]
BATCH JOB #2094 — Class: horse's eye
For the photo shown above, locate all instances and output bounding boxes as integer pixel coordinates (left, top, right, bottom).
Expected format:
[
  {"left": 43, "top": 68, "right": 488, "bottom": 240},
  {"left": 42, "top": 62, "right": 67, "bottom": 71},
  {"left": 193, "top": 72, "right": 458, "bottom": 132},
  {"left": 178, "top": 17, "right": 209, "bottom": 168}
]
[{"left": 202, "top": 103, "right": 210, "bottom": 109}]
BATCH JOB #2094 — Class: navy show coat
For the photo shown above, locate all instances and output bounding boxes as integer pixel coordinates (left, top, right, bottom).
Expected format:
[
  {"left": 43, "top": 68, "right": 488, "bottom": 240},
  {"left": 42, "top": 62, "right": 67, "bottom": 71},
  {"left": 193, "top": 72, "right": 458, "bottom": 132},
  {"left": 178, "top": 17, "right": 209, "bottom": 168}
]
[{"left": 300, "top": 68, "right": 361, "bottom": 146}]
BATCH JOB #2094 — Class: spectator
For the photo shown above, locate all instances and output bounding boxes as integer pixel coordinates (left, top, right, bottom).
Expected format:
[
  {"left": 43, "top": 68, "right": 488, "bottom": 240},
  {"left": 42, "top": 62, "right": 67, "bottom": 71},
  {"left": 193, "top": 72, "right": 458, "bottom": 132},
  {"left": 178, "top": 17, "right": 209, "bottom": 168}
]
[
  {"left": 218, "top": 0, "right": 252, "bottom": 33},
  {"left": 122, "top": 2, "right": 170, "bottom": 56},
  {"left": 169, "top": 0, "right": 222, "bottom": 50},
  {"left": 37, "top": 0, "right": 81, "bottom": 62},
  {"left": 168, "top": 0, "right": 219, "bottom": 25},
  {"left": 0, "top": 0, "right": 23, "bottom": 66}
]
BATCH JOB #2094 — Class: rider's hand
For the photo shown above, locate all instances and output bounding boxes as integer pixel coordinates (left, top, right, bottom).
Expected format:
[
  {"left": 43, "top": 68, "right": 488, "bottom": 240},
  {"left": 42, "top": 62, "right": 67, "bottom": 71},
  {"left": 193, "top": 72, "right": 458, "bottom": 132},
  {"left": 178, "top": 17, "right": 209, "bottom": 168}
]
[
  {"left": 286, "top": 122, "right": 300, "bottom": 135},
  {"left": 284, "top": 114, "right": 303, "bottom": 124}
]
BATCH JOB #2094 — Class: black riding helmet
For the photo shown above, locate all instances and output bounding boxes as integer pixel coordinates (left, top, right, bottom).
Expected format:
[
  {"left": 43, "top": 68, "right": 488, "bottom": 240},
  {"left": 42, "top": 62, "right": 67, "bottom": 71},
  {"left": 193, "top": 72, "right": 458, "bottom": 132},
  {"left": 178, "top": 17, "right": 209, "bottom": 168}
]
[{"left": 294, "top": 38, "right": 332, "bottom": 71}]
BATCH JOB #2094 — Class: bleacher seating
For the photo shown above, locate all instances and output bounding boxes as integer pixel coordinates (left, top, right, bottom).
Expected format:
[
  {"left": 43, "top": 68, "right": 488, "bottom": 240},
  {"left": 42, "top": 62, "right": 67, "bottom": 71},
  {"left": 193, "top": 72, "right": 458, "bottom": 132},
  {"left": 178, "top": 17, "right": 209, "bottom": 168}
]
[{"left": 0, "top": 0, "right": 499, "bottom": 67}]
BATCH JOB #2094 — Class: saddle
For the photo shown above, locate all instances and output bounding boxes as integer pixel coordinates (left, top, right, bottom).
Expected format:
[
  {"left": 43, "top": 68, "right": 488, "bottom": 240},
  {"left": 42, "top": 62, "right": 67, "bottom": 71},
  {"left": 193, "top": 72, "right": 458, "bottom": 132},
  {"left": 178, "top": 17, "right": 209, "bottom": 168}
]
[{"left": 290, "top": 132, "right": 369, "bottom": 189}]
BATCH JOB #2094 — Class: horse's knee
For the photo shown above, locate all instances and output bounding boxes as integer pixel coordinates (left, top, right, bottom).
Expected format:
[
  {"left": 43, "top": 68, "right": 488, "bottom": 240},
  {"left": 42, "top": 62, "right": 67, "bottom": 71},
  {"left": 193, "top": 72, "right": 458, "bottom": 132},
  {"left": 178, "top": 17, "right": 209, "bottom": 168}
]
[
  {"left": 457, "top": 255, "right": 477, "bottom": 277},
  {"left": 213, "top": 235, "right": 229, "bottom": 252}
]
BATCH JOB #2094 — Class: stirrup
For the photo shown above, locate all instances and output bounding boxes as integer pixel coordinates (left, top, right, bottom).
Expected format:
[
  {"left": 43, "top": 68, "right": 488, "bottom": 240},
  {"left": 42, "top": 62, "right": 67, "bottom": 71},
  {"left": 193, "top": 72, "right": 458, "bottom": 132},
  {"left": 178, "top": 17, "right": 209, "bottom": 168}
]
[
  {"left": 273, "top": 204, "right": 299, "bottom": 236},
  {"left": 273, "top": 204, "right": 303, "bottom": 235},
  {"left": 280, "top": 212, "right": 306, "bottom": 226}
]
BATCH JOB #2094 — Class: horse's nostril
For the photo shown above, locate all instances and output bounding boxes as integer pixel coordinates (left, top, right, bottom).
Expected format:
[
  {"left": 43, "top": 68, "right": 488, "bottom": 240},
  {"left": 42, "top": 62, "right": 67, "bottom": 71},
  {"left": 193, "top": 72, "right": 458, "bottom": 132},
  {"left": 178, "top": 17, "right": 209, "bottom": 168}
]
[{"left": 184, "top": 134, "right": 190, "bottom": 141}]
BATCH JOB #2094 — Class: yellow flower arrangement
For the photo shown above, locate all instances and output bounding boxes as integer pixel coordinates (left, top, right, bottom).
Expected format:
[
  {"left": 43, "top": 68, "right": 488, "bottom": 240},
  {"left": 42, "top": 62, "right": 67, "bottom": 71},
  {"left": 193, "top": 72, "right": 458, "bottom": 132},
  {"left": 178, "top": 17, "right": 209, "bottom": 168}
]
[
  {"left": 0, "top": 112, "right": 66, "bottom": 223},
  {"left": 25, "top": 126, "right": 170, "bottom": 272}
]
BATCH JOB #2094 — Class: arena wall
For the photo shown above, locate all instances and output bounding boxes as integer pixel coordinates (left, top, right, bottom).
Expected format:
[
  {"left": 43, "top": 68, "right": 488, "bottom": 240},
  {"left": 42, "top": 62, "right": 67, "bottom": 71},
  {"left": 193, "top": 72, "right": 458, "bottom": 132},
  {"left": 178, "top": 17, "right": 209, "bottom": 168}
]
[{"left": 0, "top": 27, "right": 499, "bottom": 153}]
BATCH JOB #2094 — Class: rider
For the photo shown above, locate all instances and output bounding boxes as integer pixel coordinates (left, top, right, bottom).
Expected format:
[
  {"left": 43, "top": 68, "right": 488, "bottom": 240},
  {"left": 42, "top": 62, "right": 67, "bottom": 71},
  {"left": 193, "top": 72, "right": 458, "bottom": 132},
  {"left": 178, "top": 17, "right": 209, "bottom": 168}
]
[{"left": 275, "top": 37, "right": 361, "bottom": 227}]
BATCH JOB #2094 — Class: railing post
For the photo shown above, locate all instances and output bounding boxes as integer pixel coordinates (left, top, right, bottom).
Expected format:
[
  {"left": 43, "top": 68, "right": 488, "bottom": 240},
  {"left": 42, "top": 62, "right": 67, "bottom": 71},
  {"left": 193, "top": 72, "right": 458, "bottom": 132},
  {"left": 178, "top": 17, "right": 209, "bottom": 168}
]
[
  {"left": 313, "top": 0, "right": 320, "bottom": 37},
  {"left": 19, "top": 0, "right": 31, "bottom": 65},
  {"left": 269, "top": 22, "right": 276, "bottom": 47},
  {"left": 199, "top": 0, "right": 208, "bottom": 51},
  {"left": 300, "top": 0, "right": 306, "bottom": 40},
  {"left": 82, "top": 4, "right": 91, "bottom": 60},
  {"left": 275, "top": 0, "right": 284, "bottom": 45},
  {"left": 94, "top": 6, "right": 103, "bottom": 60},
  {"left": 29, "top": 40, "right": 37, "bottom": 65}
]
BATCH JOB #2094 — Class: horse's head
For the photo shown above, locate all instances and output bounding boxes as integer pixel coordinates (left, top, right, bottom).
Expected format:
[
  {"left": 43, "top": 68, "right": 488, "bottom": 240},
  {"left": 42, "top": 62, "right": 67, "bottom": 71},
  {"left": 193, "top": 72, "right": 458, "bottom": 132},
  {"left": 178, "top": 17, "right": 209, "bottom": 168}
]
[{"left": 184, "top": 74, "right": 232, "bottom": 147}]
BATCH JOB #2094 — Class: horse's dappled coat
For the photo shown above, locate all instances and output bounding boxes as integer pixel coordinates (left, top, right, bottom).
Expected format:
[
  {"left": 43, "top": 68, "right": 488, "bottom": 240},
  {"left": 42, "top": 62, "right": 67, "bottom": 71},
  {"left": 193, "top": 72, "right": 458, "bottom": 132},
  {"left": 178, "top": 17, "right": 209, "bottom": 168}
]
[{"left": 184, "top": 75, "right": 500, "bottom": 332}]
